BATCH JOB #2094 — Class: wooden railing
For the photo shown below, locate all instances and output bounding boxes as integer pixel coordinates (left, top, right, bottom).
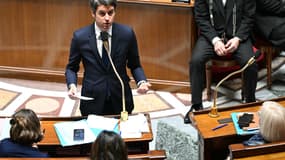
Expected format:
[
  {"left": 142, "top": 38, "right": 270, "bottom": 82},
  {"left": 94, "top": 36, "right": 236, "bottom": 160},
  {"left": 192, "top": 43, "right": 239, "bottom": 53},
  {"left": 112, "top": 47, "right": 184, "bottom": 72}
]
[
  {"left": 0, "top": 65, "right": 190, "bottom": 93},
  {"left": 0, "top": 150, "right": 166, "bottom": 160},
  {"left": 229, "top": 141, "right": 285, "bottom": 159}
]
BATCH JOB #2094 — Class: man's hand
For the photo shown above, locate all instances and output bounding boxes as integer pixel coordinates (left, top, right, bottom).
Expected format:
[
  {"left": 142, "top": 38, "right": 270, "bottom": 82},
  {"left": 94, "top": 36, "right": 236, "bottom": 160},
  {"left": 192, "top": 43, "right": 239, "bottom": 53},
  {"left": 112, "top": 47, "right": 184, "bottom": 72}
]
[
  {"left": 68, "top": 84, "right": 79, "bottom": 100},
  {"left": 225, "top": 37, "right": 240, "bottom": 54},
  {"left": 137, "top": 82, "right": 151, "bottom": 94},
  {"left": 214, "top": 40, "right": 227, "bottom": 56}
]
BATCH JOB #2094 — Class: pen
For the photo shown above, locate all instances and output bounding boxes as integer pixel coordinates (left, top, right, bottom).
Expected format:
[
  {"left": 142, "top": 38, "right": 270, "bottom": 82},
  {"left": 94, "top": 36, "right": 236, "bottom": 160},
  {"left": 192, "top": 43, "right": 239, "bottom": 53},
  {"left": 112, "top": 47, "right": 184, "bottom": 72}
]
[
  {"left": 212, "top": 123, "right": 228, "bottom": 131},
  {"left": 113, "top": 121, "right": 120, "bottom": 130}
]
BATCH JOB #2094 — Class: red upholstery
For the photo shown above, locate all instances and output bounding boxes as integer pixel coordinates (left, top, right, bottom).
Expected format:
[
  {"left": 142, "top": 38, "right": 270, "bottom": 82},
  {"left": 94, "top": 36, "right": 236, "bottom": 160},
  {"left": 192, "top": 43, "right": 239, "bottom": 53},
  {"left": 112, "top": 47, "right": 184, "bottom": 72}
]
[{"left": 211, "top": 46, "right": 264, "bottom": 76}]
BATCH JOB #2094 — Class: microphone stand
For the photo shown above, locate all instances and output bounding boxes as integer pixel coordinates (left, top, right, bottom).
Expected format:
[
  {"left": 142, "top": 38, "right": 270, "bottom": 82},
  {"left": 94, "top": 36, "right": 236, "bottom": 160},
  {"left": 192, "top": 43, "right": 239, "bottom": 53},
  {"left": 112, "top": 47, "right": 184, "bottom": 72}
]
[
  {"left": 103, "top": 41, "right": 128, "bottom": 121},
  {"left": 208, "top": 55, "right": 256, "bottom": 118}
]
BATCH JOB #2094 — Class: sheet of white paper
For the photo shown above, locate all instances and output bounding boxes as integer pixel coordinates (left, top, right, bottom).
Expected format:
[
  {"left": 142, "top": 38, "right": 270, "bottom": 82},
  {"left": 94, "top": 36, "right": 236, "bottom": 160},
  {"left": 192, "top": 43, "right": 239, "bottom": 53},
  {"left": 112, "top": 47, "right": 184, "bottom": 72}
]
[
  {"left": 75, "top": 94, "right": 94, "bottom": 100},
  {"left": 120, "top": 114, "right": 149, "bottom": 138},
  {"left": 87, "top": 115, "right": 119, "bottom": 131}
]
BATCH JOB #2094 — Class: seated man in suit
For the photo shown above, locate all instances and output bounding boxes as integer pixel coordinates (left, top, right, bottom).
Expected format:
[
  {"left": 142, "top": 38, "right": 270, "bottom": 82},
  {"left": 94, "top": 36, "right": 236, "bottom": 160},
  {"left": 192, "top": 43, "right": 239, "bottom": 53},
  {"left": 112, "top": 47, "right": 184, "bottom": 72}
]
[
  {"left": 184, "top": 0, "right": 258, "bottom": 124},
  {"left": 255, "top": 0, "right": 285, "bottom": 50}
]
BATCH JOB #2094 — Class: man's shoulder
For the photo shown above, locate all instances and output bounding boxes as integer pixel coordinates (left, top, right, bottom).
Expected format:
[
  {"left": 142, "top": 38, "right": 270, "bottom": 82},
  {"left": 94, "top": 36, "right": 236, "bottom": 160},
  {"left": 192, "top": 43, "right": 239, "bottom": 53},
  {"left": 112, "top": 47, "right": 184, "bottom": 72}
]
[
  {"left": 73, "top": 24, "right": 93, "bottom": 36},
  {"left": 113, "top": 23, "right": 133, "bottom": 33}
]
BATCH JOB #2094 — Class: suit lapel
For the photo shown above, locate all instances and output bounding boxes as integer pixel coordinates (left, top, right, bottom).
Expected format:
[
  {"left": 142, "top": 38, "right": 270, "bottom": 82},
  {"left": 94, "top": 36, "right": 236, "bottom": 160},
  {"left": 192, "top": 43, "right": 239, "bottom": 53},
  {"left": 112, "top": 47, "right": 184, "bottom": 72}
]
[
  {"left": 110, "top": 23, "right": 118, "bottom": 59},
  {"left": 88, "top": 24, "right": 107, "bottom": 69}
]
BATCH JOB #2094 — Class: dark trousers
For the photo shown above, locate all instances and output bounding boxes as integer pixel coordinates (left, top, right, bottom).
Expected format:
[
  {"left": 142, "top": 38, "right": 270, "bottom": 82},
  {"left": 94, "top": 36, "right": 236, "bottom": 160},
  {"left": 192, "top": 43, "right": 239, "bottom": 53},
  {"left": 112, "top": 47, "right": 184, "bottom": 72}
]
[{"left": 189, "top": 36, "right": 258, "bottom": 104}]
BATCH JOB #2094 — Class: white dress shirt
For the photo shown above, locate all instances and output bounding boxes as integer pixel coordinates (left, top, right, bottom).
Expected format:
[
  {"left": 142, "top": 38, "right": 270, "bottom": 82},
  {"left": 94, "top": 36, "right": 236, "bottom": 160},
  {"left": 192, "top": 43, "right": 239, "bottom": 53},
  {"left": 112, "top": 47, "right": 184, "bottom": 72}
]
[{"left": 94, "top": 23, "right": 112, "bottom": 57}]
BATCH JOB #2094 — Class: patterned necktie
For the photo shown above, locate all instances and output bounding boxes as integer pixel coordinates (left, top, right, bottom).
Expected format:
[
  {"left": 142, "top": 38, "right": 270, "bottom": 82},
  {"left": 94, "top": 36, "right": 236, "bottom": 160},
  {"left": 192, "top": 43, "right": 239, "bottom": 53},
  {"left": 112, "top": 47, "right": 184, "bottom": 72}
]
[{"left": 100, "top": 32, "right": 109, "bottom": 67}]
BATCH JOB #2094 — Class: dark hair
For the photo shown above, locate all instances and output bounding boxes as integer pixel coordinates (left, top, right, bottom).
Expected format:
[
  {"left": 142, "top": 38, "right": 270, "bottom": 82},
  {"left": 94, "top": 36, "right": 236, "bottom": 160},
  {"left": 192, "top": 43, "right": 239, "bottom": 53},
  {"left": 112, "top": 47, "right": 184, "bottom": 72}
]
[
  {"left": 10, "top": 109, "right": 43, "bottom": 145},
  {"left": 90, "top": 130, "right": 128, "bottom": 160},
  {"left": 89, "top": 0, "right": 117, "bottom": 12}
]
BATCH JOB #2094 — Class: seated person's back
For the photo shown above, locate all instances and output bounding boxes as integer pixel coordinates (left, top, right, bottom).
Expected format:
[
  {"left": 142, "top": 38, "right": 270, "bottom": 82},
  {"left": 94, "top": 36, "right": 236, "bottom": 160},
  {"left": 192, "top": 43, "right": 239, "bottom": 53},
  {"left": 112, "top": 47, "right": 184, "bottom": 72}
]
[{"left": 0, "top": 109, "right": 48, "bottom": 157}]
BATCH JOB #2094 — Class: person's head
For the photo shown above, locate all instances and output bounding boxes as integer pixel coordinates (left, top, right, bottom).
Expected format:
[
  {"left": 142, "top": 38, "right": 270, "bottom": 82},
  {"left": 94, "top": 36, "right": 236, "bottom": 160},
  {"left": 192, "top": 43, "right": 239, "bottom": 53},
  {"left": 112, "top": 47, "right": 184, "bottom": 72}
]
[
  {"left": 89, "top": 0, "right": 117, "bottom": 32},
  {"left": 90, "top": 130, "right": 127, "bottom": 160},
  {"left": 259, "top": 101, "right": 285, "bottom": 142},
  {"left": 9, "top": 109, "right": 43, "bottom": 146}
]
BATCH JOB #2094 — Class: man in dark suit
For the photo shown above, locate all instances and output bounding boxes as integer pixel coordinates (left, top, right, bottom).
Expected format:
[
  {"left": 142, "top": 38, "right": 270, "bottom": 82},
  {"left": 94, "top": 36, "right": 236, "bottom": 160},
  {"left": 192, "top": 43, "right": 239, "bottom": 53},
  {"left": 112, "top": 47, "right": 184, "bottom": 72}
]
[
  {"left": 184, "top": 0, "right": 258, "bottom": 123},
  {"left": 255, "top": 0, "right": 285, "bottom": 50},
  {"left": 65, "top": 0, "right": 151, "bottom": 116}
]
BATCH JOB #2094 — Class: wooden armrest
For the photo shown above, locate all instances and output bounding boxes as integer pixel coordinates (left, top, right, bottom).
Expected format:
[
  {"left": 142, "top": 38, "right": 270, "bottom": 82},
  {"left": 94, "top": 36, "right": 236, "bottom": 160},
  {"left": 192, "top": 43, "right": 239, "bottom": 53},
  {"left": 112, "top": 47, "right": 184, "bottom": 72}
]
[
  {"left": 128, "top": 150, "right": 167, "bottom": 160},
  {"left": 229, "top": 141, "right": 285, "bottom": 158}
]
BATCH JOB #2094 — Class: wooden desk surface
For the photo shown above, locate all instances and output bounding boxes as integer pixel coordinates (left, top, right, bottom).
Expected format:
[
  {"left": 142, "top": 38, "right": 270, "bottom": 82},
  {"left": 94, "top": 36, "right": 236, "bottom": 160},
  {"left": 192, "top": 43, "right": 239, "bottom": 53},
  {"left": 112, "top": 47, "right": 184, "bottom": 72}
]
[
  {"left": 1, "top": 114, "right": 153, "bottom": 157},
  {"left": 39, "top": 114, "right": 153, "bottom": 145},
  {"left": 190, "top": 97, "right": 285, "bottom": 160}
]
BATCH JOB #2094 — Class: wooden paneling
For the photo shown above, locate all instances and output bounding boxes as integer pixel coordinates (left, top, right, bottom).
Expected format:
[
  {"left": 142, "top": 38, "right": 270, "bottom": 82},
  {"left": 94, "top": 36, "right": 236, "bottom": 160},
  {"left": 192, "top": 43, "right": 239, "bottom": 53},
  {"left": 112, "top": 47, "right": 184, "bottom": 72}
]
[{"left": 0, "top": 0, "right": 197, "bottom": 92}]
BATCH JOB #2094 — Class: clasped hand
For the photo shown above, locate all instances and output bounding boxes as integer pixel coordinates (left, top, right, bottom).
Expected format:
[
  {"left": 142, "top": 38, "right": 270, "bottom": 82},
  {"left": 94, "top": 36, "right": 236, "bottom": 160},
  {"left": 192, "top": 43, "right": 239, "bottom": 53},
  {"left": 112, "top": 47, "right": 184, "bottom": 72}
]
[{"left": 214, "top": 37, "right": 240, "bottom": 56}]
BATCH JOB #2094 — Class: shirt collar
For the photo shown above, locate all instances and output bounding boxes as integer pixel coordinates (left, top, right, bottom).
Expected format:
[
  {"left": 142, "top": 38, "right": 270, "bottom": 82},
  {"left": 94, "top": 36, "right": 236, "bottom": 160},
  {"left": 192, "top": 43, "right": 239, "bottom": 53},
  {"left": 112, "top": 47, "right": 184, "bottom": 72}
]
[{"left": 94, "top": 22, "right": 112, "bottom": 40}]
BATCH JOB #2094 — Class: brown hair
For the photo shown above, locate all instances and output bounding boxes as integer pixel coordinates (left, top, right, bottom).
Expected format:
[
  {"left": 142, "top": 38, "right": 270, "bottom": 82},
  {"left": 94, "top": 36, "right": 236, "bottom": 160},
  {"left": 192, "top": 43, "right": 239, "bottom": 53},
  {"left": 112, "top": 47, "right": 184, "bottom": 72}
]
[
  {"left": 90, "top": 130, "right": 127, "bottom": 160},
  {"left": 10, "top": 109, "right": 43, "bottom": 145}
]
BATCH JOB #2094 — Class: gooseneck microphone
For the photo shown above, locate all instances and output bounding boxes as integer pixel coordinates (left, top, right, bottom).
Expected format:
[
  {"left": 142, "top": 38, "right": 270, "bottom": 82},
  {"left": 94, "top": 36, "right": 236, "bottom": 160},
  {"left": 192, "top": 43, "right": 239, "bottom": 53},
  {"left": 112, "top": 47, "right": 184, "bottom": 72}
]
[
  {"left": 208, "top": 50, "right": 261, "bottom": 118},
  {"left": 100, "top": 31, "right": 128, "bottom": 121}
]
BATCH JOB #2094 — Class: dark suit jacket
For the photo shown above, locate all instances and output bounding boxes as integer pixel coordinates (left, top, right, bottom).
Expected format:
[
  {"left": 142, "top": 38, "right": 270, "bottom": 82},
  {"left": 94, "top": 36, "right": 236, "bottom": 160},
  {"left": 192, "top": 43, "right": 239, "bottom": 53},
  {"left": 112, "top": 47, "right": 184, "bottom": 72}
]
[
  {"left": 255, "top": 0, "right": 285, "bottom": 48},
  {"left": 194, "top": 0, "right": 256, "bottom": 42},
  {"left": 65, "top": 22, "right": 147, "bottom": 115},
  {"left": 0, "top": 138, "right": 48, "bottom": 157}
]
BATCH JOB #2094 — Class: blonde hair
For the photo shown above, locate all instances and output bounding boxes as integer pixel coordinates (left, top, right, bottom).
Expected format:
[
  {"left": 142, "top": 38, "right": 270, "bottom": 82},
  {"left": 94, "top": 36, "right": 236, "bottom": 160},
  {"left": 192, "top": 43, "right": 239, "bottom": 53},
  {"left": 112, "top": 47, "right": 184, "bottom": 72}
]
[{"left": 259, "top": 101, "right": 285, "bottom": 142}]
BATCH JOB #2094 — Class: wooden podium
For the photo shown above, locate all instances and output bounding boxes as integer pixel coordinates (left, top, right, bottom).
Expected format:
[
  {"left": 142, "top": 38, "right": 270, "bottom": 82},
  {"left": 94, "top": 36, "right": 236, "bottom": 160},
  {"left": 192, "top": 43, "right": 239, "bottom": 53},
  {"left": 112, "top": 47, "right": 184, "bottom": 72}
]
[{"left": 190, "top": 97, "right": 285, "bottom": 160}]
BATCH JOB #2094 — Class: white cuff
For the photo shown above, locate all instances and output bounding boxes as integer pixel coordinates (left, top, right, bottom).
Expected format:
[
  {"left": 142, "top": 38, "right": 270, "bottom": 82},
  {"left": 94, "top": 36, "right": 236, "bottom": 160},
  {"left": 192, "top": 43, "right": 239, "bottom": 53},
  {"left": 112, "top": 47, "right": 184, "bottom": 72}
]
[
  {"left": 212, "top": 37, "right": 222, "bottom": 45},
  {"left": 137, "top": 80, "right": 147, "bottom": 87}
]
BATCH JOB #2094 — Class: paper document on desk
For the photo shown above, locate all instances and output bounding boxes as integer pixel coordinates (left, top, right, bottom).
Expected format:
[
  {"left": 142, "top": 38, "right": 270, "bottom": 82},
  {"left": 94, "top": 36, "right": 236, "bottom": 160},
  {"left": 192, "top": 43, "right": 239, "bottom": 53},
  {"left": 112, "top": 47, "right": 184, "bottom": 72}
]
[
  {"left": 0, "top": 118, "right": 11, "bottom": 140},
  {"left": 54, "top": 119, "right": 96, "bottom": 147},
  {"left": 54, "top": 117, "right": 120, "bottom": 147},
  {"left": 120, "top": 114, "right": 150, "bottom": 138},
  {"left": 86, "top": 115, "right": 119, "bottom": 134}
]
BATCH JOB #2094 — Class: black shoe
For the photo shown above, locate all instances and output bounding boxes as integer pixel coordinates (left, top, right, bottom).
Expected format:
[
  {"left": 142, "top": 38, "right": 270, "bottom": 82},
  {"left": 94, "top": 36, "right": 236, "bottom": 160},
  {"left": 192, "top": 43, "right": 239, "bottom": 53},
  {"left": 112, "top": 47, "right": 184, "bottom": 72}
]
[{"left": 184, "top": 104, "right": 203, "bottom": 124}]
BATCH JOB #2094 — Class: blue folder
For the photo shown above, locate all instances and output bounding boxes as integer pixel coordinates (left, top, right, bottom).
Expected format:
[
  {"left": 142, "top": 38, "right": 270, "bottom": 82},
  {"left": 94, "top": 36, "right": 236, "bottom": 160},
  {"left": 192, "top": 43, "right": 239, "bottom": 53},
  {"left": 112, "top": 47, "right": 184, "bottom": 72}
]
[{"left": 231, "top": 112, "right": 260, "bottom": 135}]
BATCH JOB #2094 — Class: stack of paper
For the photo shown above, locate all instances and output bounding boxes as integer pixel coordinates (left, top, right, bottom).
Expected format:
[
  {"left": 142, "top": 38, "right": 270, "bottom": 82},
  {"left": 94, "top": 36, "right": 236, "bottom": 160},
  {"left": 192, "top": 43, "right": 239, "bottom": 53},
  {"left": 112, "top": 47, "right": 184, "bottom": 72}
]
[
  {"left": 120, "top": 114, "right": 150, "bottom": 138},
  {"left": 86, "top": 115, "right": 119, "bottom": 136}
]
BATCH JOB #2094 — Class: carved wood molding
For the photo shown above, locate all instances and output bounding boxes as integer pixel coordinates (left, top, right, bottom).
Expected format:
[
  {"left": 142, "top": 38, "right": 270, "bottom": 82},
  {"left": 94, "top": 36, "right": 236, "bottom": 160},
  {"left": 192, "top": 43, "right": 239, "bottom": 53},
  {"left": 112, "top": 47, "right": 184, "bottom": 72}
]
[{"left": 0, "top": 66, "right": 190, "bottom": 93}]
